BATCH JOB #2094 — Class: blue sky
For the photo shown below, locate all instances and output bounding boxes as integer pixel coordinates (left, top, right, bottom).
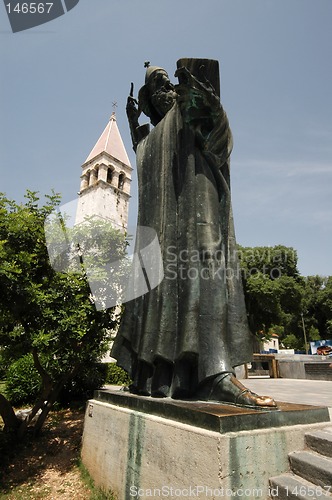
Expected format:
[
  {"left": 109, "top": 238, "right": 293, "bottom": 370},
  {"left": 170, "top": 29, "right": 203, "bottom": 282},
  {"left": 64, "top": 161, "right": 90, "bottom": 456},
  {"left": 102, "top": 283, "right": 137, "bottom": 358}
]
[{"left": 1, "top": 0, "right": 331, "bottom": 276}]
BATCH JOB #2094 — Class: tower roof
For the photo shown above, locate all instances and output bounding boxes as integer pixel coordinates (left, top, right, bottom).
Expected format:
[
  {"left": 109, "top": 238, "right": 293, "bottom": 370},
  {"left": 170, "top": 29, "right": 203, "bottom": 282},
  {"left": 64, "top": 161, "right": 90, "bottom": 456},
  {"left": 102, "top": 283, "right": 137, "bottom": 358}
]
[{"left": 84, "top": 113, "right": 131, "bottom": 166}]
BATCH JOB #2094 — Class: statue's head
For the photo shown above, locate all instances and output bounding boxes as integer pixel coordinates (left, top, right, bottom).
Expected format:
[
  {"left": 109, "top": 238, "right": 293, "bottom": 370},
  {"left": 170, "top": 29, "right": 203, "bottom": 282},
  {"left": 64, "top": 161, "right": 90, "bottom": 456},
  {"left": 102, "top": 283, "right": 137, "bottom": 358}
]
[
  {"left": 144, "top": 65, "right": 166, "bottom": 84},
  {"left": 139, "top": 65, "right": 176, "bottom": 126}
]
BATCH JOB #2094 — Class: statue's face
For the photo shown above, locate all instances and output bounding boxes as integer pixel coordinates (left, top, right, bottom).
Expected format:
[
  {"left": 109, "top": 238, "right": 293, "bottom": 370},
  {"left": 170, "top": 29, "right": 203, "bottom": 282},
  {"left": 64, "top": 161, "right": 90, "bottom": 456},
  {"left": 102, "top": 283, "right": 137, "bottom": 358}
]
[
  {"left": 148, "top": 70, "right": 176, "bottom": 118},
  {"left": 148, "top": 70, "right": 172, "bottom": 93}
]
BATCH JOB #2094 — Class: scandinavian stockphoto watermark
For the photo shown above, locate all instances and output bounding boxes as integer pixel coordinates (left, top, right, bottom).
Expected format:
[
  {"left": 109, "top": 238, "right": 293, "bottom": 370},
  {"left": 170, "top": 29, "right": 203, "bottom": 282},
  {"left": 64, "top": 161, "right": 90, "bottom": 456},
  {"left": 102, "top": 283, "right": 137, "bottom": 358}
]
[
  {"left": 3, "top": 0, "right": 79, "bottom": 33},
  {"left": 44, "top": 199, "right": 294, "bottom": 311},
  {"left": 129, "top": 484, "right": 332, "bottom": 498},
  {"left": 44, "top": 199, "right": 164, "bottom": 310},
  {"left": 164, "top": 245, "right": 295, "bottom": 283}
]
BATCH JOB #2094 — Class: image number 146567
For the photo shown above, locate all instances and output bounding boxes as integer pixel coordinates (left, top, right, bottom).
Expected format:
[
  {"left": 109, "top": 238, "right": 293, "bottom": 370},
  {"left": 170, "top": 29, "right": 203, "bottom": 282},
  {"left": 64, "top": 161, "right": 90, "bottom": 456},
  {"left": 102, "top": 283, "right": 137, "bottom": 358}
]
[{"left": 6, "top": 2, "right": 53, "bottom": 13}]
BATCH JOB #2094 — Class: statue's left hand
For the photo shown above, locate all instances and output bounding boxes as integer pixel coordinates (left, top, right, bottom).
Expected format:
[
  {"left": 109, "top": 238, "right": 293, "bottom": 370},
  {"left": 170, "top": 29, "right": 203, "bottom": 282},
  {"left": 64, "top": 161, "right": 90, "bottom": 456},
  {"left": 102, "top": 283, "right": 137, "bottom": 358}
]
[{"left": 175, "top": 67, "right": 220, "bottom": 114}]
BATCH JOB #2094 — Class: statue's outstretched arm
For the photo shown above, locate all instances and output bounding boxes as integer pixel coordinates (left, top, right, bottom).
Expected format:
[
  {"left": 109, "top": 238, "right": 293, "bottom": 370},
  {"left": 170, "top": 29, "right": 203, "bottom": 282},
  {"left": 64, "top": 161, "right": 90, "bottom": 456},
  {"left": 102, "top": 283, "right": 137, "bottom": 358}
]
[{"left": 126, "top": 83, "right": 140, "bottom": 151}]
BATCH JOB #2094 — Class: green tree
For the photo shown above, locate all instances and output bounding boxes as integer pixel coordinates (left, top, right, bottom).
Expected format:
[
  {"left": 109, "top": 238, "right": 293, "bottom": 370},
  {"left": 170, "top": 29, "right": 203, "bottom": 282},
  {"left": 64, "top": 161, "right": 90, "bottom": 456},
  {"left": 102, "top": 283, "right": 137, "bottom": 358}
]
[
  {"left": 238, "top": 245, "right": 303, "bottom": 339},
  {"left": 0, "top": 191, "right": 126, "bottom": 437},
  {"left": 238, "top": 245, "right": 299, "bottom": 280},
  {"left": 282, "top": 333, "right": 303, "bottom": 350},
  {"left": 301, "top": 275, "right": 332, "bottom": 342},
  {"left": 317, "top": 276, "right": 332, "bottom": 338},
  {"left": 239, "top": 247, "right": 332, "bottom": 350}
]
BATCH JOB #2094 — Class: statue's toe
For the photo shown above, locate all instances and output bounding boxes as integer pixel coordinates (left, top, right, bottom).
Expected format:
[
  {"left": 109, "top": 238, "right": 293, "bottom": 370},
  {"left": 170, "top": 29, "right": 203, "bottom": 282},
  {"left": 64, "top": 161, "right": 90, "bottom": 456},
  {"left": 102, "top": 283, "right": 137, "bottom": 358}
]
[
  {"left": 198, "top": 373, "right": 278, "bottom": 410},
  {"left": 234, "top": 389, "right": 278, "bottom": 409}
]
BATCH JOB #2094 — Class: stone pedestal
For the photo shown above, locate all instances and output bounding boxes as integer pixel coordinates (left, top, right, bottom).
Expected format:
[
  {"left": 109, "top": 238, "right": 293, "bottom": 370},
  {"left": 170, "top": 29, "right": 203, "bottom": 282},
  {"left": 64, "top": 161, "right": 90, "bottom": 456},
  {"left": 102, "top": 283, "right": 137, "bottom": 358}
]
[{"left": 81, "top": 389, "right": 330, "bottom": 499}]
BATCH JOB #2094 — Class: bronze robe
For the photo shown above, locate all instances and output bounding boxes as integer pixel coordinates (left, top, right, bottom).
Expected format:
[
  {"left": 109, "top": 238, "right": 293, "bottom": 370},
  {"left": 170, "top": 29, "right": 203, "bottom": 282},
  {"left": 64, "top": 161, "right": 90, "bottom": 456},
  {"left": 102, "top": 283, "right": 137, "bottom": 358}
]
[{"left": 112, "top": 91, "right": 252, "bottom": 397}]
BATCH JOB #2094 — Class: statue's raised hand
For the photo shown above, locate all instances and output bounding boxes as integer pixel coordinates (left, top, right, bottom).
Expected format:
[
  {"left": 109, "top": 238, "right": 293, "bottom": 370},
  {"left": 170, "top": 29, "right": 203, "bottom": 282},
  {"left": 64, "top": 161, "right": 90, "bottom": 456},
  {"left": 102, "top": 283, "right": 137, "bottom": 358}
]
[{"left": 126, "top": 83, "right": 140, "bottom": 125}]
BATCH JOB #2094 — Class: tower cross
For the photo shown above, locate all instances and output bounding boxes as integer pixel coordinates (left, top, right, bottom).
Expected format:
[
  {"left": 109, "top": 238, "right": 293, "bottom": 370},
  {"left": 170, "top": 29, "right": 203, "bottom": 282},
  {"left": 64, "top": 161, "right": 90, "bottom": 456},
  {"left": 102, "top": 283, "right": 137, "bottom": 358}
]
[{"left": 112, "top": 101, "right": 118, "bottom": 113}]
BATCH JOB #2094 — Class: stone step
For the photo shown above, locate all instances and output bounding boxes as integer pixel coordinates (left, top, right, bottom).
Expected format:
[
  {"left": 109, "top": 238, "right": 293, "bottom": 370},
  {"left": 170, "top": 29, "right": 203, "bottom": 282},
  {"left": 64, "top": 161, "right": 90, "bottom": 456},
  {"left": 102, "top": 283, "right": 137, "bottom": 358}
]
[
  {"left": 269, "top": 473, "right": 332, "bottom": 499},
  {"left": 306, "top": 428, "right": 332, "bottom": 458},
  {"left": 289, "top": 450, "right": 332, "bottom": 488}
]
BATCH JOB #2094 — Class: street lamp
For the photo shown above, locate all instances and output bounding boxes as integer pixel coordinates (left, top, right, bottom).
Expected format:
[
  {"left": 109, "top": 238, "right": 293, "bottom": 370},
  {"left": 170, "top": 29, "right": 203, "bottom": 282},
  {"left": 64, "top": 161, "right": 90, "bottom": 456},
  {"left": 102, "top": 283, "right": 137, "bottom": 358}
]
[{"left": 301, "top": 312, "right": 309, "bottom": 354}]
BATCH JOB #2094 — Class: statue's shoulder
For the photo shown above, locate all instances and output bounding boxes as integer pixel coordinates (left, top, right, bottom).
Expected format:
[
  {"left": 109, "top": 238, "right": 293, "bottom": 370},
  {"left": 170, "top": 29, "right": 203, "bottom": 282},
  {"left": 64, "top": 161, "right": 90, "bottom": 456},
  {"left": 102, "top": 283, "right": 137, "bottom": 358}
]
[{"left": 136, "top": 124, "right": 150, "bottom": 144}]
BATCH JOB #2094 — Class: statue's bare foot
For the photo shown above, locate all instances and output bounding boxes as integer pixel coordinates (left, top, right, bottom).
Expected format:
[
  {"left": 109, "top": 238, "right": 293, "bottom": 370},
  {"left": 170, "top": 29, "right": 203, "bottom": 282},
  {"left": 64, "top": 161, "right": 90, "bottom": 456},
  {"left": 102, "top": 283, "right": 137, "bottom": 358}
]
[{"left": 197, "top": 373, "right": 278, "bottom": 410}]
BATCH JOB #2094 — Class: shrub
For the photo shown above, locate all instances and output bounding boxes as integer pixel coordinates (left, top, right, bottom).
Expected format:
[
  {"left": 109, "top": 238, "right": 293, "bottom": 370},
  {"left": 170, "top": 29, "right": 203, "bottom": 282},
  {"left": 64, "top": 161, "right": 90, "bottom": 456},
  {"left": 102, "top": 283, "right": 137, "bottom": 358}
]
[
  {"left": 60, "top": 363, "right": 108, "bottom": 403},
  {"left": 0, "top": 349, "right": 8, "bottom": 380},
  {"left": 5, "top": 356, "right": 129, "bottom": 408},
  {"left": 105, "top": 363, "right": 131, "bottom": 386},
  {"left": 5, "top": 354, "right": 42, "bottom": 406}
]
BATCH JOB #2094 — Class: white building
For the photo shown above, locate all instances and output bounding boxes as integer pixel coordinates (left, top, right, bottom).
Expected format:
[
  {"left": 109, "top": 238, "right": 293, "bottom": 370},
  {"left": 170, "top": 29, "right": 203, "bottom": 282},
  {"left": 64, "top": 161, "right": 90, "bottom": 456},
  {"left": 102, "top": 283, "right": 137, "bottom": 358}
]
[
  {"left": 75, "top": 113, "right": 132, "bottom": 363},
  {"left": 76, "top": 112, "right": 132, "bottom": 231},
  {"left": 262, "top": 333, "right": 280, "bottom": 353}
]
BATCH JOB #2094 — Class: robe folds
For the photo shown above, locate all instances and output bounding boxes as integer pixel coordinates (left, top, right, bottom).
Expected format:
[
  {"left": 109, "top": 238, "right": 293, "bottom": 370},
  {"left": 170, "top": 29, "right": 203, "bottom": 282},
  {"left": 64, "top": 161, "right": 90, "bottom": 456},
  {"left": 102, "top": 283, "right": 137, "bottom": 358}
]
[{"left": 111, "top": 93, "right": 253, "bottom": 397}]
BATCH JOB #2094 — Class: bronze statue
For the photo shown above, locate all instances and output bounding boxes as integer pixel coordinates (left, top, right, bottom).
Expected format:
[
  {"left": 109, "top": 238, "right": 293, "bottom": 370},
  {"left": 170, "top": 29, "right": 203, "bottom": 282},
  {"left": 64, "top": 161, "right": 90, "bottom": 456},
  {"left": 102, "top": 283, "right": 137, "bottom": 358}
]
[{"left": 111, "top": 58, "right": 277, "bottom": 409}]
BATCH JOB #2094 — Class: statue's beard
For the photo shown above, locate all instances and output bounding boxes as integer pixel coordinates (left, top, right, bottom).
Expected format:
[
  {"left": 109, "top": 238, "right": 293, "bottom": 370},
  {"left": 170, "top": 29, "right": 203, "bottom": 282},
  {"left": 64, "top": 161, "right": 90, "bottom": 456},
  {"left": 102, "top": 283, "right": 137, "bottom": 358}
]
[{"left": 151, "top": 86, "right": 176, "bottom": 117}]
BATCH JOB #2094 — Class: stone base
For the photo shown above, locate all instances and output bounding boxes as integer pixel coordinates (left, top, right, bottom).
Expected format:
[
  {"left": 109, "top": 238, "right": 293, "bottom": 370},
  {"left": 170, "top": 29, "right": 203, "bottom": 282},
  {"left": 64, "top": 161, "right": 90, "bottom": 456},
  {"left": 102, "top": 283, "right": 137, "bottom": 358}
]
[{"left": 81, "top": 390, "right": 331, "bottom": 500}]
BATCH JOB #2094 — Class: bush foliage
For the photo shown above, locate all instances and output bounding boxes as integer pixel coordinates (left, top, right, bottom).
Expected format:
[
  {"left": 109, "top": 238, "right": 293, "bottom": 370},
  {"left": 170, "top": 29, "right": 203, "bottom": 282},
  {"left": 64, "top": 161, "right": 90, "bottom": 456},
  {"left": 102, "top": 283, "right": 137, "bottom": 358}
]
[
  {"left": 4, "top": 355, "right": 131, "bottom": 406},
  {"left": 60, "top": 363, "right": 108, "bottom": 403},
  {"left": 5, "top": 354, "right": 41, "bottom": 406},
  {"left": 105, "top": 363, "right": 131, "bottom": 386}
]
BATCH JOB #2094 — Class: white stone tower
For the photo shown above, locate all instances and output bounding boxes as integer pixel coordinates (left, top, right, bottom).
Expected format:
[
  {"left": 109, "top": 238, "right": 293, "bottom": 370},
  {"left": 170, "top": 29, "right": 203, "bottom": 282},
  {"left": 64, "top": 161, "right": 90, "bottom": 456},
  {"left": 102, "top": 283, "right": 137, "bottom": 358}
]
[{"left": 76, "top": 112, "right": 132, "bottom": 232}]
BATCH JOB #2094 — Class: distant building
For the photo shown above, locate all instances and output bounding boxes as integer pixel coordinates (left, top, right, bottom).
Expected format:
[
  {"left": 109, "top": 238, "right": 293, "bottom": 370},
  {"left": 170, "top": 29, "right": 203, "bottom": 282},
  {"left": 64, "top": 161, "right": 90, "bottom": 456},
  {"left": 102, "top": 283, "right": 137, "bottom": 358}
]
[
  {"left": 76, "top": 112, "right": 132, "bottom": 231},
  {"left": 253, "top": 332, "right": 280, "bottom": 353},
  {"left": 262, "top": 333, "right": 279, "bottom": 353},
  {"left": 75, "top": 113, "right": 132, "bottom": 363}
]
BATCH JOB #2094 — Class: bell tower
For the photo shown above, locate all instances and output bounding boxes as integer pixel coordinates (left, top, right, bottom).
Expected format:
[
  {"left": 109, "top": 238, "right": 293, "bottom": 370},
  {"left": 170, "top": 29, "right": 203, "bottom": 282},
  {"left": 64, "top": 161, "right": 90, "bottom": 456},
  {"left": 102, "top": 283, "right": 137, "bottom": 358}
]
[{"left": 76, "top": 112, "right": 132, "bottom": 232}]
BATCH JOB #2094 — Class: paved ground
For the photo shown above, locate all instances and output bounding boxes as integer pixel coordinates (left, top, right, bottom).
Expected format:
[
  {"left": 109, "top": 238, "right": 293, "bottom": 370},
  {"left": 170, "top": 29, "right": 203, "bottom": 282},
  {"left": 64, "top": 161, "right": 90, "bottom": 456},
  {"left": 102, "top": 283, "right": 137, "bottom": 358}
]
[{"left": 239, "top": 377, "right": 332, "bottom": 412}]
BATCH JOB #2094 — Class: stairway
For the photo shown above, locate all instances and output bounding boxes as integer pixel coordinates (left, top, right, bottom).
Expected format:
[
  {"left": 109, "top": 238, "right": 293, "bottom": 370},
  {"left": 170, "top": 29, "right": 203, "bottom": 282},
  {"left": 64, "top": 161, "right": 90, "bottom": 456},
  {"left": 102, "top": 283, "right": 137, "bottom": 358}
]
[{"left": 269, "top": 426, "right": 332, "bottom": 499}]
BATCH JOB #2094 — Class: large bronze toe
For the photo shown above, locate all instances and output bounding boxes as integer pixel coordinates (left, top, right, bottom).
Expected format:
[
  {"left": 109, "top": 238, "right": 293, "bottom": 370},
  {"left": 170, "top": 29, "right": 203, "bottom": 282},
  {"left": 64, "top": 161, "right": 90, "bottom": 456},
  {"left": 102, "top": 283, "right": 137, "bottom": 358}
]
[{"left": 199, "top": 373, "right": 278, "bottom": 410}]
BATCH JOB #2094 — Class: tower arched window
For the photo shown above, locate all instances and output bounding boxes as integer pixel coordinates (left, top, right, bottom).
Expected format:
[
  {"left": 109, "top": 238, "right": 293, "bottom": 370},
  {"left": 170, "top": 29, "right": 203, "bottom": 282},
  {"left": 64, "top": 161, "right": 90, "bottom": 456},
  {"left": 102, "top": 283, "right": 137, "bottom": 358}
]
[
  {"left": 107, "top": 167, "right": 114, "bottom": 184},
  {"left": 86, "top": 171, "right": 91, "bottom": 186},
  {"left": 89, "top": 168, "right": 98, "bottom": 185},
  {"left": 118, "top": 172, "right": 125, "bottom": 190}
]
